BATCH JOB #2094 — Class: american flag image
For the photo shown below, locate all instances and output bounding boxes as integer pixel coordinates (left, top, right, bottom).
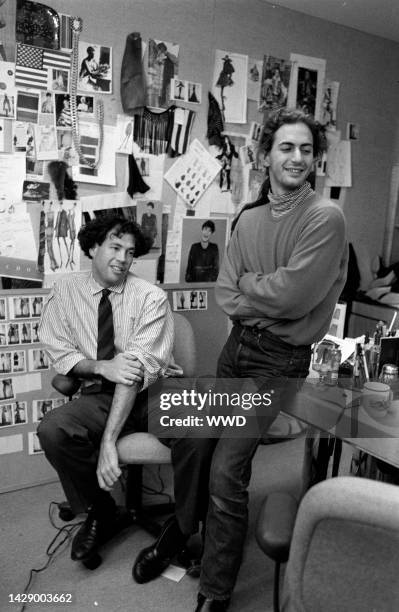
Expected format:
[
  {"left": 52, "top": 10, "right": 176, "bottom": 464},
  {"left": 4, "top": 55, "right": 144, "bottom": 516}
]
[{"left": 15, "top": 43, "right": 71, "bottom": 89}]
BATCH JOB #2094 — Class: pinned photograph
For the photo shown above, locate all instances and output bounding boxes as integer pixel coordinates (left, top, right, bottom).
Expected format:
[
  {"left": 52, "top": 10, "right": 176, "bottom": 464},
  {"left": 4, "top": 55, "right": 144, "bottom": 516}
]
[
  {"left": 13, "top": 121, "right": 35, "bottom": 152},
  {"left": 0, "top": 351, "right": 12, "bottom": 374},
  {"left": 31, "top": 321, "right": 40, "bottom": 343},
  {"left": 57, "top": 130, "right": 79, "bottom": 167},
  {"left": 288, "top": 53, "right": 326, "bottom": 121},
  {"left": 9, "top": 296, "right": 31, "bottom": 319},
  {"left": 12, "top": 350, "right": 26, "bottom": 373},
  {"left": 20, "top": 322, "right": 32, "bottom": 344},
  {"left": 147, "top": 39, "right": 179, "bottom": 108},
  {"left": 347, "top": 122, "right": 360, "bottom": 141},
  {"left": 173, "top": 290, "right": 193, "bottom": 311},
  {"left": 36, "top": 124, "right": 58, "bottom": 161},
  {"left": 239, "top": 144, "right": 256, "bottom": 167},
  {"left": 0, "top": 298, "right": 6, "bottom": 320},
  {"left": 321, "top": 81, "right": 339, "bottom": 128},
  {"left": 76, "top": 95, "right": 95, "bottom": 115},
  {"left": 250, "top": 121, "right": 262, "bottom": 143},
  {"left": 180, "top": 217, "right": 228, "bottom": 283},
  {"left": 29, "top": 349, "right": 50, "bottom": 372},
  {"left": 12, "top": 401, "right": 27, "bottom": 425},
  {"left": 137, "top": 200, "right": 162, "bottom": 250},
  {"left": 171, "top": 78, "right": 186, "bottom": 101},
  {"left": 115, "top": 115, "right": 134, "bottom": 154},
  {"left": 187, "top": 81, "right": 201, "bottom": 104},
  {"left": 55, "top": 93, "right": 72, "bottom": 128},
  {"left": 258, "top": 55, "right": 291, "bottom": 112},
  {"left": 32, "top": 399, "right": 53, "bottom": 423},
  {"left": 78, "top": 41, "right": 112, "bottom": 94},
  {"left": 40, "top": 91, "right": 55, "bottom": 115},
  {"left": 28, "top": 431, "right": 44, "bottom": 454},
  {"left": 0, "top": 324, "right": 7, "bottom": 346},
  {"left": 0, "top": 62, "right": 16, "bottom": 119},
  {"left": 49, "top": 68, "right": 69, "bottom": 93},
  {"left": 41, "top": 200, "right": 81, "bottom": 275},
  {"left": 0, "top": 404, "right": 13, "bottom": 428},
  {"left": 7, "top": 323, "right": 20, "bottom": 345},
  {"left": 247, "top": 58, "right": 263, "bottom": 102},
  {"left": 136, "top": 156, "right": 149, "bottom": 177},
  {"left": 0, "top": 93, "right": 15, "bottom": 119},
  {"left": 0, "top": 378, "right": 14, "bottom": 400},
  {"left": 30, "top": 296, "right": 44, "bottom": 317},
  {"left": 25, "top": 128, "right": 42, "bottom": 177},
  {"left": 212, "top": 50, "right": 248, "bottom": 124},
  {"left": 198, "top": 290, "right": 208, "bottom": 310},
  {"left": 16, "top": 91, "right": 39, "bottom": 123},
  {"left": 22, "top": 180, "right": 50, "bottom": 202}
]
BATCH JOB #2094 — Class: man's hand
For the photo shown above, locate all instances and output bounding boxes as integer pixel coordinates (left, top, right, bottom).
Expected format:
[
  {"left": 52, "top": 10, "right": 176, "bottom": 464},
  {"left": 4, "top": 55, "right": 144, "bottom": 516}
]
[
  {"left": 99, "top": 353, "right": 144, "bottom": 385},
  {"left": 97, "top": 439, "right": 121, "bottom": 491}
]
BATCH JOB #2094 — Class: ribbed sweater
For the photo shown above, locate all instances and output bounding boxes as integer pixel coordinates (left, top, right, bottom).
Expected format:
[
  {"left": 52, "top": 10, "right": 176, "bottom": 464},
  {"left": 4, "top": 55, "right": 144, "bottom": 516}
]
[{"left": 215, "top": 193, "right": 348, "bottom": 346}]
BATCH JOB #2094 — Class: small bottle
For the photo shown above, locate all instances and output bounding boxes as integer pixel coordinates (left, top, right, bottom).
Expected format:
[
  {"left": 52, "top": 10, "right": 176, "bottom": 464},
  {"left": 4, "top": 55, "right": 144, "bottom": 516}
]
[
  {"left": 326, "top": 348, "right": 342, "bottom": 385},
  {"left": 353, "top": 344, "right": 362, "bottom": 388}
]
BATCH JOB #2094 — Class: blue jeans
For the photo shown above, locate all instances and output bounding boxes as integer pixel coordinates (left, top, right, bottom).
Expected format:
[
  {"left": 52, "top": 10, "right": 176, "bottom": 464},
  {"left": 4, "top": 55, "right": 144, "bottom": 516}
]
[{"left": 199, "top": 323, "right": 311, "bottom": 600}]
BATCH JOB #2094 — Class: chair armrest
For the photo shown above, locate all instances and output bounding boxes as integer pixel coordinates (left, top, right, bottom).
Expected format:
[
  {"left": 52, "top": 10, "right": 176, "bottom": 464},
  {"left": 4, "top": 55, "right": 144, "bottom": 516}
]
[
  {"left": 51, "top": 374, "right": 81, "bottom": 397},
  {"left": 256, "top": 491, "right": 299, "bottom": 563}
]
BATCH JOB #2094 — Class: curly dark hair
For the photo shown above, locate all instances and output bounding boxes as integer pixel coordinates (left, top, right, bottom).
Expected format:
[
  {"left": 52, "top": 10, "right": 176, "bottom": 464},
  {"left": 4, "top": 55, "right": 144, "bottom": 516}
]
[
  {"left": 259, "top": 107, "right": 327, "bottom": 159},
  {"left": 231, "top": 109, "right": 326, "bottom": 232},
  {"left": 78, "top": 214, "right": 151, "bottom": 259},
  {"left": 202, "top": 220, "right": 215, "bottom": 233}
]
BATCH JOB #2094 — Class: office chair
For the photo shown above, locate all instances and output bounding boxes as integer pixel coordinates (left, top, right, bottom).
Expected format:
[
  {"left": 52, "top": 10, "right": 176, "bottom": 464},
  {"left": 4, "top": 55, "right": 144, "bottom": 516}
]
[{"left": 256, "top": 476, "right": 399, "bottom": 612}]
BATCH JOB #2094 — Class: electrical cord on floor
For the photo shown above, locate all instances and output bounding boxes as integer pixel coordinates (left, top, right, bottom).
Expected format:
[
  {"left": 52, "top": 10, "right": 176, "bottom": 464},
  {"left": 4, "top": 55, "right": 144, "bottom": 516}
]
[{"left": 19, "top": 501, "right": 83, "bottom": 612}]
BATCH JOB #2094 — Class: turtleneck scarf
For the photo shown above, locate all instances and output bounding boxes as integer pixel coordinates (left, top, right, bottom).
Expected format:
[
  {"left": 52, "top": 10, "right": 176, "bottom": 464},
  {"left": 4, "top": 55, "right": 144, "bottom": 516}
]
[{"left": 268, "top": 181, "right": 314, "bottom": 218}]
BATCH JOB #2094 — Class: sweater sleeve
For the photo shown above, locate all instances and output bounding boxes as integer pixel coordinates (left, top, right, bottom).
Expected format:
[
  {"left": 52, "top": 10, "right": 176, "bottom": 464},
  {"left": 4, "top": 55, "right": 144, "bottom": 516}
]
[
  {"left": 215, "top": 228, "right": 267, "bottom": 319},
  {"left": 238, "top": 206, "right": 347, "bottom": 319}
]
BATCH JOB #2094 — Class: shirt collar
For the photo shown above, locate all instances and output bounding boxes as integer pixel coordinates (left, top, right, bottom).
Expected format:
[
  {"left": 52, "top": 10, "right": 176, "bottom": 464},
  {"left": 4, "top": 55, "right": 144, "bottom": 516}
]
[{"left": 88, "top": 273, "right": 126, "bottom": 296}]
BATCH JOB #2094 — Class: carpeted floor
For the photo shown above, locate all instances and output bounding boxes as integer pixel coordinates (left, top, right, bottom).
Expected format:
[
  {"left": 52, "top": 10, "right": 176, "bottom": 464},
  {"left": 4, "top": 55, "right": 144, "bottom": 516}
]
[{"left": 0, "top": 439, "right": 308, "bottom": 612}]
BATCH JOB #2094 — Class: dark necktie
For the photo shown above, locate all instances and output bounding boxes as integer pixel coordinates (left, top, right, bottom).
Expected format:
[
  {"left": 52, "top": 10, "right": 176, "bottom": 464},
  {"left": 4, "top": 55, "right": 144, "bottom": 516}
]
[
  {"left": 37, "top": 209, "right": 46, "bottom": 273},
  {"left": 97, "top": 289, "right": 115, "bottom": 361}
]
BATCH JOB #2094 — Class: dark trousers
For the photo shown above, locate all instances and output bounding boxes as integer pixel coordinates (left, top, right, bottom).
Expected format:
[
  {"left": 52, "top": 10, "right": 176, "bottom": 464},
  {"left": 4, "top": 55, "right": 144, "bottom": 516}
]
[
  {"left": 199, "top": 323, "right": 311, "bottom": 600},
  {"left": 37, "top": 380, "right": 214, "bottom": 535}
]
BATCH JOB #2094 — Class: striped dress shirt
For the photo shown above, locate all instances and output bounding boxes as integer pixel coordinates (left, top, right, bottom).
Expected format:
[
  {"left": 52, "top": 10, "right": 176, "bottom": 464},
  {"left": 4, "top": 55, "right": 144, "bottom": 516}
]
[{"left": 39, "top": 271, "right": 174, "bottom": 389}]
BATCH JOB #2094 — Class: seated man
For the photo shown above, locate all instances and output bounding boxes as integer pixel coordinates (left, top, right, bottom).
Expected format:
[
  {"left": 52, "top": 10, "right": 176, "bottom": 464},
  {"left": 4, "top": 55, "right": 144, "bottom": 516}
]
[{"left": 38, "top": 214, "right": 212, "bottom": 581}]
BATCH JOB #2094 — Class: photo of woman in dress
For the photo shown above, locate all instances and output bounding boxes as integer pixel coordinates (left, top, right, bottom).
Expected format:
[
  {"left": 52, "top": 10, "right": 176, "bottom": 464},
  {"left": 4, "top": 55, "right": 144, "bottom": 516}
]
[{"left": 55, "top": 200, "right": 70, "bottom": 268}]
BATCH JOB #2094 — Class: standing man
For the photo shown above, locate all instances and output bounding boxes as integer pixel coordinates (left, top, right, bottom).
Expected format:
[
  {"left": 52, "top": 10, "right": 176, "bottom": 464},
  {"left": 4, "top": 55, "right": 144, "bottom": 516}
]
[
  {"left": 185, "top": 220, "right": 219, "bottom": 283},
  {"left": 38, "top": 214, "right": 212, "bottom": 574},
  {"left": 194, "top": 108, "right": 348, "bottom": 611}
]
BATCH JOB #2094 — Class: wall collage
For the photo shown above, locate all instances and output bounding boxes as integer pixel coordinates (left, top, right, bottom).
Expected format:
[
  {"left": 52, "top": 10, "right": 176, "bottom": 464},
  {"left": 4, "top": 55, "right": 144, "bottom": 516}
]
[{"left": 0, "top": 0, "right": 357, "bottom": 461}]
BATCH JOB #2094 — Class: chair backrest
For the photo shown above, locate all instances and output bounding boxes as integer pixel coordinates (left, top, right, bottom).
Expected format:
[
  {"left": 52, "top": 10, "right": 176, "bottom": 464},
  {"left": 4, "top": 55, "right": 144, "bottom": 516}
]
[
  {"left": 172, "top": 312, "right": 197, "bottom": 377},
  {"left": 281, "top": 476, "right": 399, "bottom": 612}
]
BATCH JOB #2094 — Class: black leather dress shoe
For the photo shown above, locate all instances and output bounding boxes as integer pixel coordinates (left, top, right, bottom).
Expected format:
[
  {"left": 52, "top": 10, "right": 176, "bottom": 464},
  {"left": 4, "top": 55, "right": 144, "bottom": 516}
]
[
  {"left": 71, "top": 509, "right": 120, "bottom": 562},
  {"left": 132, "top": 544, "right": 172, "bottom": 584},
  {"left": 133, "top": 515, "right": 187, "bottom": 583},
  {"left": 71, "top": 514, "right": 103, "bottom": 561},
  {"left": 194, "top": 594, "right": 230, "bottom": 611}
]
